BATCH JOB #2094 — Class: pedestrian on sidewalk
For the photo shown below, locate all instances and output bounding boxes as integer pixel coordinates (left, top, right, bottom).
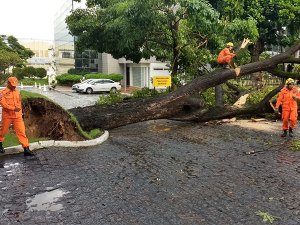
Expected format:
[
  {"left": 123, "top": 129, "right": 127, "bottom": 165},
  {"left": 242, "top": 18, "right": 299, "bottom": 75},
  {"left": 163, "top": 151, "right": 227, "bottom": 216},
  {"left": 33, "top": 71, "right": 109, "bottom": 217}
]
[
  {"left": 0, "top": 77, "right": 35, "bottom": 156},
  {"left": 275, "top": 78, "right": 300, "bottom": 137}
]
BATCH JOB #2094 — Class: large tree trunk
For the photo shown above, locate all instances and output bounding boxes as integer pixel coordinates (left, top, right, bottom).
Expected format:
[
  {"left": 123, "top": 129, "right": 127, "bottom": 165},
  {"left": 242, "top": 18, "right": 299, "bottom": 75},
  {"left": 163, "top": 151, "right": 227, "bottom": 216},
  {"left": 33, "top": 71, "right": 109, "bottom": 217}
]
[
  {"left": 69, "top": 42, "right": 300, "bottom": 130},
  {"left": 249, "top": 38, "right": 265, "bottom": 89}
]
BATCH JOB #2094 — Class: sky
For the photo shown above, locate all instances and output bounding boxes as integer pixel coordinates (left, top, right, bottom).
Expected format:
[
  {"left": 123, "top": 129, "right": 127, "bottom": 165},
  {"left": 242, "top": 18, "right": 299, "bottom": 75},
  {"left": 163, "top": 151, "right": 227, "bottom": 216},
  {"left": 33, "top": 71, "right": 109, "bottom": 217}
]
[{"left": 0, "top": 0, "right": 62, "bottom": 41}]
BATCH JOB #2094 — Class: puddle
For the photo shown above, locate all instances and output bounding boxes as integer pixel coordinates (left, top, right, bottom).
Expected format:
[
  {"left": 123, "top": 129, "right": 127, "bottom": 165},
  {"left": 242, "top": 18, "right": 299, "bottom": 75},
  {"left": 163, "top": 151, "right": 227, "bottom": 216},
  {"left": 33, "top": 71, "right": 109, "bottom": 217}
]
[{"left": 26, "top": 189, "right": 69, "bottom": 212}]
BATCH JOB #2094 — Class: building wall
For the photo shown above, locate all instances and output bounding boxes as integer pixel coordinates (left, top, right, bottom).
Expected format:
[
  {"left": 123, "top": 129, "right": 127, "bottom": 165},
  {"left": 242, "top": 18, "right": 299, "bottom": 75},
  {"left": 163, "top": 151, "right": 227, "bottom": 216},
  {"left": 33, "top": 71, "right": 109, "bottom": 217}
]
[
  {"left": 19, "top": 39, "right": 53, "bottom": 71},
  {"left": 100, "top": 53, "right": 122, "bottom": 74},
  {"left": 54, "top": 0, "right": 100, "bottom": 75}
]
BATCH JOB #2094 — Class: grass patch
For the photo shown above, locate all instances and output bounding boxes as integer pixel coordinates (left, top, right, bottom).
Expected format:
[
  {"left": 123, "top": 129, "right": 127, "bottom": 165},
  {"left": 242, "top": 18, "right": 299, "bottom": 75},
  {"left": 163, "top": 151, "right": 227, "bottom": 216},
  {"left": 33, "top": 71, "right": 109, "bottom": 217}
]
[
  {"left": 20, "top": 90, "right": 45, "bottom": 99},
  {"left": 87, "top": 129, "right": 102, "bottom": 139},
  {"left": 69, "top": 113, "right": 103, "bottom": 140},
  {"left": 289, "top": 140, "right": 300, "bottom": 152},
  {"left": 3, "top": 130, "right": 49, "bottom": 148},
  {"left": 20, "top": 78, "right": 48, "bottom": 86}
]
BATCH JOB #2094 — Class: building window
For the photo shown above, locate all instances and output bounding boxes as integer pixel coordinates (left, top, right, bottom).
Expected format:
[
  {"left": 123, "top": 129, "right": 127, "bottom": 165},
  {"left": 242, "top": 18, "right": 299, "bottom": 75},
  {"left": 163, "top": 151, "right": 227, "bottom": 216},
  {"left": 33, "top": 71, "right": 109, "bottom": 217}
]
[{"left": 62, "top": 52, "right": 71, "bottom": 58}]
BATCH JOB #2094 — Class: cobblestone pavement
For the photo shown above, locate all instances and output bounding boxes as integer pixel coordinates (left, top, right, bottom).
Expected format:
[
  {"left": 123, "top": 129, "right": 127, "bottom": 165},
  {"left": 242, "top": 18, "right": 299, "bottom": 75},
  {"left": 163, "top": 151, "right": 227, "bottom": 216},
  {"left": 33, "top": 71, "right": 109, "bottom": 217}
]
[
  {"left": 23, "top": 86, "right": 101, "bottom": 109},
  {"left": 0, "top": 119, "right": 299, "bottom": 225}
]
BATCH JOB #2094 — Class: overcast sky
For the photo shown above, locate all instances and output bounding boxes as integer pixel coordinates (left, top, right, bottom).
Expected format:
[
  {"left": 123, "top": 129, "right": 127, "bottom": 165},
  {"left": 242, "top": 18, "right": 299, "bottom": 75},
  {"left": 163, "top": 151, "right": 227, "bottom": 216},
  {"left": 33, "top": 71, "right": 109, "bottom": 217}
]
[{"left": 0, "top": 0, "right": 62, "bottom": 41}]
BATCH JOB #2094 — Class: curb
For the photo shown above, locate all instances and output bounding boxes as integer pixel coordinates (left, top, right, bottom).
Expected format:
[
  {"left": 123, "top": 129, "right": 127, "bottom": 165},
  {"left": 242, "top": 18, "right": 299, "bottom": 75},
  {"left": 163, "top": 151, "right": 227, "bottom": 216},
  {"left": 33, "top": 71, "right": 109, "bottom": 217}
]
[{"left": 1, "top": 130, "right": 109, "bottom": 156}]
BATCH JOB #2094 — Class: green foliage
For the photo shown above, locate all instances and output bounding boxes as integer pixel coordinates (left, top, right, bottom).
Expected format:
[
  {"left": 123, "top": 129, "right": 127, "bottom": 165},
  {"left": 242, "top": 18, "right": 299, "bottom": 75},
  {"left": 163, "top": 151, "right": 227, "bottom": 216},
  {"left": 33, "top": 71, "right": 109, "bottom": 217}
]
[
  {"left": 67, "top": 68, "right": 88, "bottom": 75},
  {"left": 56, "top": 73, "right": 123, "bottom": 85},
  {"left": 200, "top": 87, "right": 215, "bottom": 107},
  {"left": 225, "top": 18, "right": 259, "bottom": 42},
  {"left": 0, "top": 35, "right": 34, "bottom": 73},
  {"left": 246, "top": 86, "right": 278, "bottom": 105},
  {"left": 200, "top": 84, "right": 239, "bottom": 107},
  {"left": 87, "top": 129, "right": 102, "bottom": 139},
  {"left": 66, "top": 0, "right": 222, "bottom": 81},
  {"left": 56, "top": 74, "right": 82, "bottom": 85},
  {"left": 12, "top": 67, "right": 47, "bottom": 79},
  {"left": 289, "top": 140, "right": 300, "bottom": 152},
  {"left": 294, "top": 64, "right": 300, "bottom": 74},
  {"left": 20, "top": 90, "right": 45, "bottom": 99},
  {"left": 85, "top": 73, "right": 123, "bottom": 81},
  {"left": 20, "top": 78, "right": 48, "bottom": 86},
  {"left": 131, "top": 87, "right": 169, "bottom": 98},
  {"left": 3, "top": 130, "right": 48, "bottom": 148},
  {"left": 211, "top": 0, "right": 300, "bottom": 49},
  {"left": 96, "top": 91, "right": 124, "bottom": 105},
  {"left": 256, "top": 211, "right": 278, "bottom": 224},
  {"left": 35, "top": 68, "right": 47, "bottom": 78}
]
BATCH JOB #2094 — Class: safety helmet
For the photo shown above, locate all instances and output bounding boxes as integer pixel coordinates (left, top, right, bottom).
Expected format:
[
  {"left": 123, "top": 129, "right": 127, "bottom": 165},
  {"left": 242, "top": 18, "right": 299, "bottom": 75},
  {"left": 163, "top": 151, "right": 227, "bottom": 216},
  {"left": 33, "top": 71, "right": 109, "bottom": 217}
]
[
  {"left": 226, "top": 42, "right": 234, "bottom": 47},
  {"left": 285, "top": 78, "right": 295, "bottom": 85}
]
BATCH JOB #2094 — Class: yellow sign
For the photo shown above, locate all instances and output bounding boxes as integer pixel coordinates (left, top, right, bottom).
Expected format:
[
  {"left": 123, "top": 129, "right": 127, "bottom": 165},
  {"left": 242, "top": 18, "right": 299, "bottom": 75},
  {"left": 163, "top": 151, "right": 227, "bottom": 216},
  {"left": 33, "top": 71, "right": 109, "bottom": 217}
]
[{"left": 153, "top": 76, "right": 171, "bottom": 87}]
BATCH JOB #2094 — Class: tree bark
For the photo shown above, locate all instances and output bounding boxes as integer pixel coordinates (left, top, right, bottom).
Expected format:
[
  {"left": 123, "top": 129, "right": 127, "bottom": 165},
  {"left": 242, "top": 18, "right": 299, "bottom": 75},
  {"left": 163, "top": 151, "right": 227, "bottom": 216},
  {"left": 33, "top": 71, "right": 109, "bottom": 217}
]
[{"left": 69, "top": 42, "right": 300, "bottom": 130}]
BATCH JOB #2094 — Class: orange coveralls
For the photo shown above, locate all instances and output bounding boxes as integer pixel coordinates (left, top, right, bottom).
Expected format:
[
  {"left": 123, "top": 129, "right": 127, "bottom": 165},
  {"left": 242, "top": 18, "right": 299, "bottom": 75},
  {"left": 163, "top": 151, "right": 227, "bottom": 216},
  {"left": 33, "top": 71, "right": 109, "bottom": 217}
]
[
  {"left": 217, "top": 47, "right": 236, "bottom": 64},
  {"left": 0, "top": 87, "right": 29, "bottom": 147},
  {"left": 276, "top": 87, "right": 300, "bottom": 130}
]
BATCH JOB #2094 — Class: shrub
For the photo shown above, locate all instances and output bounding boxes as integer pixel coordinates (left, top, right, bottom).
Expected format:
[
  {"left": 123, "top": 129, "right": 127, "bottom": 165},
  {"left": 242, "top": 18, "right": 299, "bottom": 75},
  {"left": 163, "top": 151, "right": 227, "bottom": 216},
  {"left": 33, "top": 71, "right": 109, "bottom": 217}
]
[
  {"left": 85, "top": 73, "right": 123, "bottom": 82},
  {"left": 246, "top": 86, "right": 278, "bottom": 105},
  {"left": 35, "top": 68, "right": 47, "bottom": 78},
  {"left": 67, "top": 68, "right": 87, "bottom": 75},
  {"left": 56, "top": 74, "right": 82, "bottom": 85},
  {"left": 96, "top": 92, "right": 124, "bottom": 105}
]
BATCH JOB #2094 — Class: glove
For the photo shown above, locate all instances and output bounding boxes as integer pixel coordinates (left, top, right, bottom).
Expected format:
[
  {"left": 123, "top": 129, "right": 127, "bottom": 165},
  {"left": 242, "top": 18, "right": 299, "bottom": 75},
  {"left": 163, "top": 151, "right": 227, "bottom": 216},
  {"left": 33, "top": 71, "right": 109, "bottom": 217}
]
[
  {"left": 274, "top": 108, "right": 279, "bottom": 114},
  {"left": 293, "top": 95, "right": 298, "bottom": 100}
]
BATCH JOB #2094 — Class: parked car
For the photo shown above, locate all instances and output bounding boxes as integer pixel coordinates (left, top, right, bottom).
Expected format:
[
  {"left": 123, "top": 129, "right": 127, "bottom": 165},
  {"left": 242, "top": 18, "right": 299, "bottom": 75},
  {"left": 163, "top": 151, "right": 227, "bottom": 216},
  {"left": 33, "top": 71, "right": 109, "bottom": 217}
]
[
  {"left": 76, "top": 79, "right": 121, "bottom": 94},
  {"left": 72, "top": 79, "right": 96, "bottom": 92}
]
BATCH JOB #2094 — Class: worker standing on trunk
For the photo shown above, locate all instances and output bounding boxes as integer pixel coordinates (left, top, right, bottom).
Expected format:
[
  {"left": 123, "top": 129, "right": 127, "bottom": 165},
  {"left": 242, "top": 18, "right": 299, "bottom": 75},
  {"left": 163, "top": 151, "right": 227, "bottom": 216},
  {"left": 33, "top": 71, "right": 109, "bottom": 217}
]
[
  {"left": 275, "top": 78, "right": 300, "bottom": 137},
  {"left": 0, "top": 77, "right": 35, "bottom": 156}
]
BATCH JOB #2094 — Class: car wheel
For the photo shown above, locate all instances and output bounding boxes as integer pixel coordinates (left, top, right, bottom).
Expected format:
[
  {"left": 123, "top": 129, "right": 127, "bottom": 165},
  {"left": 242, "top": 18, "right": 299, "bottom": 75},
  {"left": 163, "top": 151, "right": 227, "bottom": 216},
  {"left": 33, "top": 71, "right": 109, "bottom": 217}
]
[
  {"left": 86, "top": 88, "right": 93, "bottom": 94},
  {"left": 110, "top": 87, "right": 117, "bottom": 93}
]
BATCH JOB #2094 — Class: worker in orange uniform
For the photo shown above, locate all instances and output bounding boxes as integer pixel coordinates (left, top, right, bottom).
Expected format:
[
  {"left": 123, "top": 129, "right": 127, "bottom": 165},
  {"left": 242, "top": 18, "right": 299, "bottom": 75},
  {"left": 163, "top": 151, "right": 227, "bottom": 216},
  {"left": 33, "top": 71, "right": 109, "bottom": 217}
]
[
  {"left": 217, "top": 42, "right": 236, "bottom": 69},
  {"left": 275, "top": 78, "right": 300, "bottom": 137},
  {"left": 0, "top": 77, "right": 35, "bottom": 156}
]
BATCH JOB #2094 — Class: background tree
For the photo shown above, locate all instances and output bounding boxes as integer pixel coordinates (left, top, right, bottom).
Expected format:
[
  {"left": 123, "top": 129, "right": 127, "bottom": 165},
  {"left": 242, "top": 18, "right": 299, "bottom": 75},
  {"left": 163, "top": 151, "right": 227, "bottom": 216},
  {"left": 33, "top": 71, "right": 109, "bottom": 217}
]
[
  {"left": 209, "top": 0, "right": 300, "bottom": 62},
  {"left": 68, "top": 1, "right": 251, "bottom": 86},
  {"left": 0, "top": 35, "right": 34, "bottom": 75}
]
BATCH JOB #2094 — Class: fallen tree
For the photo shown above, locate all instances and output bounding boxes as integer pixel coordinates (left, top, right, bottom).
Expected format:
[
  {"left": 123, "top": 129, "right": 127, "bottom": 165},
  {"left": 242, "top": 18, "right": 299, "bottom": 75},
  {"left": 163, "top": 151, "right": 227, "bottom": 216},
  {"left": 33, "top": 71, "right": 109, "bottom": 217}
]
[{"left": 69, "top": 42, "right": 300, "bottom": 130}]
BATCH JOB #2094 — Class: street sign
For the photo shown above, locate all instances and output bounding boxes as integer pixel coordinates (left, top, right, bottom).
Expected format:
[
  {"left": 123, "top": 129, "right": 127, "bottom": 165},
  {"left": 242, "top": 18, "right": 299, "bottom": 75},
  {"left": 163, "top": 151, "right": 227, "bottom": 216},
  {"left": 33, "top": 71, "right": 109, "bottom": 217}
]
[{"left": 153, "top": 76, "right": 171, "bottom": 87}]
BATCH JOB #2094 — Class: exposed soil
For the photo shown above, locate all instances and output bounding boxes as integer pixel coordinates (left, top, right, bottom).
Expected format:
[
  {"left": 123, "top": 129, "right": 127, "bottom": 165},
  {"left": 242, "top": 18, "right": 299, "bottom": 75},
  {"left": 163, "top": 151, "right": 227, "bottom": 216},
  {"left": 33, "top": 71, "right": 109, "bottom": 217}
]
[{"left": 22, "top": 98, "right": 85, "bottom": 141}]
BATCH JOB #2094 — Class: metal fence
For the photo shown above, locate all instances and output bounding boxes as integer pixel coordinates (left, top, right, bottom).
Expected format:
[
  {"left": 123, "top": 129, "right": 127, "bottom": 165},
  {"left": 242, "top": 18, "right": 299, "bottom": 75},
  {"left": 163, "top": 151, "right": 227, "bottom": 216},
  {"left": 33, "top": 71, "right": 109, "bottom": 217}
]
[{"left": 236, "top": 79, "right": 282, "bottom": 87}]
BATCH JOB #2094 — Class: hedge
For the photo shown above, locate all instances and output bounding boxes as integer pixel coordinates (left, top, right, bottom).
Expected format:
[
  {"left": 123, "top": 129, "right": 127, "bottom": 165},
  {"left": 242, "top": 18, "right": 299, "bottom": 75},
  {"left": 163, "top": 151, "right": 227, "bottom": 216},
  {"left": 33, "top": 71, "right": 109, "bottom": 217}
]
[{"left": 56, "top": 73, "right": 124, "bottom": 85}]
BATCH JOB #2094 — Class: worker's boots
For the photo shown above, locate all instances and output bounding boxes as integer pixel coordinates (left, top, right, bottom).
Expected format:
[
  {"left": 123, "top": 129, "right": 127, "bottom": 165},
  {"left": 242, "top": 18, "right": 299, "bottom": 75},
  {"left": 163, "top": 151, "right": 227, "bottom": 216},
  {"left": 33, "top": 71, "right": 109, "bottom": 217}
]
[
  {"left": 281, "top": 130, "right": 288, "bottom": 137},
  {"left": 289, "top": 127, "right": 294, "bottom": 137},
  {"left": 24, "top": 147, "right": 35, "bottom": 156},
  {"left": 0, "top": 142, "right": 5, "bottom": 154}
]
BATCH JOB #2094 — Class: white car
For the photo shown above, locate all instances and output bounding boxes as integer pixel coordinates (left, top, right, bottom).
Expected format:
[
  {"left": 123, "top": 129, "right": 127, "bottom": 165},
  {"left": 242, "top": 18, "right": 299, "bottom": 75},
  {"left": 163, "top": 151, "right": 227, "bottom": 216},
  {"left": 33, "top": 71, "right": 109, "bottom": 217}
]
[
  {"left": 77, "top": 79, "right": 121, "bottom": 94},
  {"left": 72, "top": 79, "right": 96, "bottom": 92}
]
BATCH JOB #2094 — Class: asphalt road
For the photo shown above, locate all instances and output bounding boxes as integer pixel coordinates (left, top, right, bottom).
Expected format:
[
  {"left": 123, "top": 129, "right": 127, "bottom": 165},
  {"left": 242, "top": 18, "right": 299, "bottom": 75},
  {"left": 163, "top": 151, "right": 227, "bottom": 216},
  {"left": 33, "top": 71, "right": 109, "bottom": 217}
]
[{"left": 0, "top": 119, "right": 299, "bottom": 225}]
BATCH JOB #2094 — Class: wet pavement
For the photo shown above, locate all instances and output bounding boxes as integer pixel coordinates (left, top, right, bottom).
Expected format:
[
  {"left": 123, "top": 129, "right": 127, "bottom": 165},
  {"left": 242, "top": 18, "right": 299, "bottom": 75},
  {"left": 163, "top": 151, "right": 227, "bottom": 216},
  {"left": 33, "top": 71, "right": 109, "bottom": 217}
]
[
  {"left": 23, "top": 86, "right": 101, "bottom": 110},
  {"left": 0, "top": 119, "right": 299, "bottom": 224}
]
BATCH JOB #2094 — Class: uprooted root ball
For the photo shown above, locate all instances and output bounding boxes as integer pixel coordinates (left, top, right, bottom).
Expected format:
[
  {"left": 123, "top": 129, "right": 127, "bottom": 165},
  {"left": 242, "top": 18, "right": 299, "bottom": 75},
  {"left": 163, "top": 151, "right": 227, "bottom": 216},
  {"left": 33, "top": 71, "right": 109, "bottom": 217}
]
[{"left": 22, "top": 98, "right": 85, "bottom": 141}]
